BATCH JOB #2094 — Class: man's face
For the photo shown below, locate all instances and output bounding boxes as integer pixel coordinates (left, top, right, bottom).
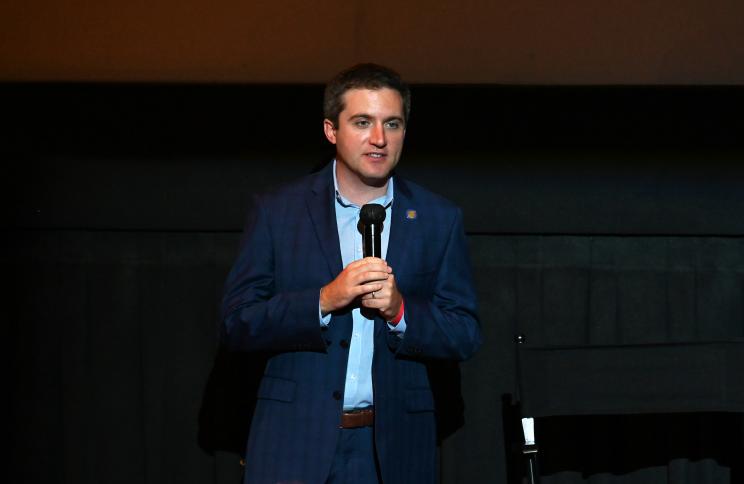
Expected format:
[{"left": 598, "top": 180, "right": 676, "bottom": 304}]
[{"left": 324, "top": 87, "right": 406, "bottom": 188}]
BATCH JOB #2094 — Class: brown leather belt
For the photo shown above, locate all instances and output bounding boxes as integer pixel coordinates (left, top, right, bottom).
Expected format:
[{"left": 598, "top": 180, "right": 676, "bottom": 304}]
[{"left": 340, "top": 407, "right": 374, "bottom": 428}]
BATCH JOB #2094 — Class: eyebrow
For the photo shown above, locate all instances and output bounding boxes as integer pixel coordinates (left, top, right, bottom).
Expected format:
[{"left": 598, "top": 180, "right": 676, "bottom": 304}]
[{"left": 348, "top": 113, "right": 405, "bottom": 123}]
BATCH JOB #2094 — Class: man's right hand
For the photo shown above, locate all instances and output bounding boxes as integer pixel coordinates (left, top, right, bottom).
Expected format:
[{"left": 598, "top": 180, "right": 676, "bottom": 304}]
[{"left": 320, "top": 257, "right": 392, "bottom": 315}]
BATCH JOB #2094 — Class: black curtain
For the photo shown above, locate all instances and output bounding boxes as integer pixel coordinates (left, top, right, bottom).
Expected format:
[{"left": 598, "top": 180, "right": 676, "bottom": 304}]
[{"left": 6, "top": 83, "right": 744, "bottom": 484}]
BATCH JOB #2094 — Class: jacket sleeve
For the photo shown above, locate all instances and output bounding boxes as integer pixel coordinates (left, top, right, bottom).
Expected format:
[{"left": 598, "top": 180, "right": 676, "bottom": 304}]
[
  {"left": 221, "top": 195, "right": 327, "bottom": 353},
  {"left": 388, "top": 207, "right": 481, "bottom": 361}
]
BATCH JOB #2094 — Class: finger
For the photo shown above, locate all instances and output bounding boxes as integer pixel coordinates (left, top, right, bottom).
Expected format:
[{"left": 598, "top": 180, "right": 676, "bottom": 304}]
[
  {"left": 355, "top": 270, "right": 391, "bottom": 285},
  {"left": 360, "top": 289, "right": 378, "bottom": 300},
  {"left": 347, "top": 257, "right": 387, "bottom": 269},
  {"left": 351, "top": 262, "right": 391, "bottom": 277},
  {"left": 379, "top": 275, "right": 398, "bottom": 293},
  {"left": 360, "top": 298, "right": 385, "bottom": 309},
  {"left": 361, "top": 257, "right": 391, "bottom": 270},
  {"left": 354, "top": 282, "right": 384, "bottom": 297},
  {"left": 377, "top": 278, "right": 393, "bottom": 289},
  {"left": 361, "top": 286, "right": 390, "bottom": 300},
  {"left": 362, "top": 290, "right": 391, "bottom": 304}
]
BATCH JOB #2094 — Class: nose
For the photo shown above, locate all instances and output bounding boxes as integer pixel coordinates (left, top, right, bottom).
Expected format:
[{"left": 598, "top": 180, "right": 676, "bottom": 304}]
[{"left": 369, "top": 122, "right": 386, "bottom": 147}]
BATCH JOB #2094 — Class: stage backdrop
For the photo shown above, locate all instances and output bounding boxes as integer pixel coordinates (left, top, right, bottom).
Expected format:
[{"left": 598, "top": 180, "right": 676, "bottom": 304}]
[{"left": 5, "top": 83, "right": 744, "bottom": 484}]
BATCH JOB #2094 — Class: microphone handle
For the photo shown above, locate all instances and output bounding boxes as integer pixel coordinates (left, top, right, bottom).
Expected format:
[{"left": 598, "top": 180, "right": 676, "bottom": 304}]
[{"left": 363, "top": 223, "right": 382, "bottom": 258}]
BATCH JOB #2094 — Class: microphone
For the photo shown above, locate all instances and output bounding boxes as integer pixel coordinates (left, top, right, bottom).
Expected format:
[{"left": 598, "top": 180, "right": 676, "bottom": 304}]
[{"left": 358, "top": 204, "right": 386, "bottom": 258}]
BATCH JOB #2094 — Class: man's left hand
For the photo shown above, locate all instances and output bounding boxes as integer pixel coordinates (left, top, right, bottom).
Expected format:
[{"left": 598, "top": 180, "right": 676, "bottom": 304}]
[{"left": 360, "top": 266, "right": 403, "bottom": 321}]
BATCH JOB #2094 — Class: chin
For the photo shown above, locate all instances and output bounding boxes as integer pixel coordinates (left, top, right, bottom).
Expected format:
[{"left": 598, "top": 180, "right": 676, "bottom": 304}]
[
  {"left": 362, "top": 163, "right": 396, "bottom": 180},
  {"left": 360, "top": 173, "right": 390, "bottom": 188}
]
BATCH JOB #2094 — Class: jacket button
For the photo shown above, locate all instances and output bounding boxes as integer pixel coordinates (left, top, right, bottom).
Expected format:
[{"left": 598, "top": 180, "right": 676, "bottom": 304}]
[
  {"left": 332, "top": 391, "right": 342, "bottom": 400},
  {"left": 340, "top": 339, "right": 349, "bottom": 348}
]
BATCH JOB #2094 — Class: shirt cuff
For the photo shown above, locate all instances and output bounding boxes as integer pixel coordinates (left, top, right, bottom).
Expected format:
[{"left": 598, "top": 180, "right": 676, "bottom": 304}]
[
  {"left": 387, "top": 313, "right": 406, "bottom": 334},
  {"left": 319, "top": 295, "right": 332, "bottom": 327}
]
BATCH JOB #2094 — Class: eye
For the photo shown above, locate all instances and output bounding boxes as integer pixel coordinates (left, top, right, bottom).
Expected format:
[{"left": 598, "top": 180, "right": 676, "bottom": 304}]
[
  {"left": 384, "top": 120, "right": 402, "bottom": 129},
  {"left": 354, "top": 119, "right": 371, "bottom": 128}
]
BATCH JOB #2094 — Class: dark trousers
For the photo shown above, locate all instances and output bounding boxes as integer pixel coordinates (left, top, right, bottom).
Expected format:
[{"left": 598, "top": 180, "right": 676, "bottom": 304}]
[{"left": 325, "top": 426, "right": 381, "bottom": 484}]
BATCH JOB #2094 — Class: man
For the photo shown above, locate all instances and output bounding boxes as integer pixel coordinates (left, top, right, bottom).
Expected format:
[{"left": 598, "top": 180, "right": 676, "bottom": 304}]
[{"left": 221, "top": 63, "right": 481, "bottom": 484}]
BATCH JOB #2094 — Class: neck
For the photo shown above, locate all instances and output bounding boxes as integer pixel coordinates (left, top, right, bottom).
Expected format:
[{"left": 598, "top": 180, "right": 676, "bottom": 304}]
[{"left": 335, "top": 164, "right": 389, "bottom": 206}]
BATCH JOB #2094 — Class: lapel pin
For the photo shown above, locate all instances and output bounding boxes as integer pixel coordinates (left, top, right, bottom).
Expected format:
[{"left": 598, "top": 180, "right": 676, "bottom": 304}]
[{"left": 406, "top": 209, "right": 417, "bottom": 220}]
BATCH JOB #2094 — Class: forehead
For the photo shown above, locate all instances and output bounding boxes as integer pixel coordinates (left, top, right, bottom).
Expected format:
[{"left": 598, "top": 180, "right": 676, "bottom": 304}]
[{"left": 340, "top": 88, "right": 404, "bottom": 118}]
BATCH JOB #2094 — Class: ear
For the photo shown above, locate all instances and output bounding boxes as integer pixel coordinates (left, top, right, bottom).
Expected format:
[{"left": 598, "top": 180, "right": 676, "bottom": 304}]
[{"left": 323, "top": 119, "right": 337, "bottom": 144}]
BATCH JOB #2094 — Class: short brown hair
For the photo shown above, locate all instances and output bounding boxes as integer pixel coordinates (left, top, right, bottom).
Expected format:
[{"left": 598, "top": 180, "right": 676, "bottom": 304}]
[{"left": 323, "top": 63, "right": 411, "bottom": 127}]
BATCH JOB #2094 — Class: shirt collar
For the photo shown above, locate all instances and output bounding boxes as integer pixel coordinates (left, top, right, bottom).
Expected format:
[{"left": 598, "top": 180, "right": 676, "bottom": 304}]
[{"left": 332, "top": 159, "right": 394, "bottom": 209}]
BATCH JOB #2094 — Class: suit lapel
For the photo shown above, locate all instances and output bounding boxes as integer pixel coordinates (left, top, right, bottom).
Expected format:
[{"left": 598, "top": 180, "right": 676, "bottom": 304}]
[
  {"left": 385, "top": 175, "right": 415, "bottom": 276},
  {"left": 306, "top": 164, "right": 343, "bottom": 278},
  {"left": 376, "top": 175, "right": 415, "bottom": 337}
]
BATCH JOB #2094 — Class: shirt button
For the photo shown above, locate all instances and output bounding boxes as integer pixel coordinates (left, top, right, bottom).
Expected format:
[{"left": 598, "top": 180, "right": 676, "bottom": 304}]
[
  {"left": 332, "top": 391, "right": 342, "bottom": 400},
  {"left": 340, "top": 339, "right": 349, "bottom": 348}
]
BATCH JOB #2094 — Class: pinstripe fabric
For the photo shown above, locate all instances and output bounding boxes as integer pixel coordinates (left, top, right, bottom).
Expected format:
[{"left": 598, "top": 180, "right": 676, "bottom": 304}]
[
  {"left": 326, "top": 427, "right": 380, "bottom": 484},
  {"left": 221, "top": 162, "right": 481, "bottom": 484}
]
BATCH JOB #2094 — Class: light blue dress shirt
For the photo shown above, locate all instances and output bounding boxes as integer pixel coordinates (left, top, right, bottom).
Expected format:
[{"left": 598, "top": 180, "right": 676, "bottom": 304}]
[{"left": 320, "top": 161, "right": 406, "bottom": 410}]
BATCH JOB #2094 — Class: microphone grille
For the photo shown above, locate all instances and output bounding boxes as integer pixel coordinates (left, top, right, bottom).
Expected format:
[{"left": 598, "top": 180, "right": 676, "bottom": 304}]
[{"left": 360, "top": 203, "right": 387, "bottom": 224}]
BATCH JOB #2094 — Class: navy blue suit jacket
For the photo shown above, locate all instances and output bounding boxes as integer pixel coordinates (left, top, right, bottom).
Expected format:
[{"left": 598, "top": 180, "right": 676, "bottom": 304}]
[{"left": 221, "top": 162, "right": 481, "bottom": 484}]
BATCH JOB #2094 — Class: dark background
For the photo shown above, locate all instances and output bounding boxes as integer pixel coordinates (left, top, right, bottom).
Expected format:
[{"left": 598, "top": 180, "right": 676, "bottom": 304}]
[{"left": 4, "top": 83, "right": 744, "bottom": 484}]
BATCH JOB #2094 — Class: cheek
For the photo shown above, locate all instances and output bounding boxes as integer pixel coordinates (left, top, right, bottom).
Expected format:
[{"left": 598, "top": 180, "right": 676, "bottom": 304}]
[{"left": 339, "top": 133, "right": 363, "bottom": 149}]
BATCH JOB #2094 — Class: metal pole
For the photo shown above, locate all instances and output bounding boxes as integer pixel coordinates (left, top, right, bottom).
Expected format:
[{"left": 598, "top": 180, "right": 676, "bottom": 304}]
[{"left": 522, "top": 418, "right": 540, "bottom": 484}]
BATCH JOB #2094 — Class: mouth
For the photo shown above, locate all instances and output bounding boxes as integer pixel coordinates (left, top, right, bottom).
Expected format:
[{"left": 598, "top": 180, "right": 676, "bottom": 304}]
[{"left": 365, "top": 152, "right": 387, "bottom": 159}]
